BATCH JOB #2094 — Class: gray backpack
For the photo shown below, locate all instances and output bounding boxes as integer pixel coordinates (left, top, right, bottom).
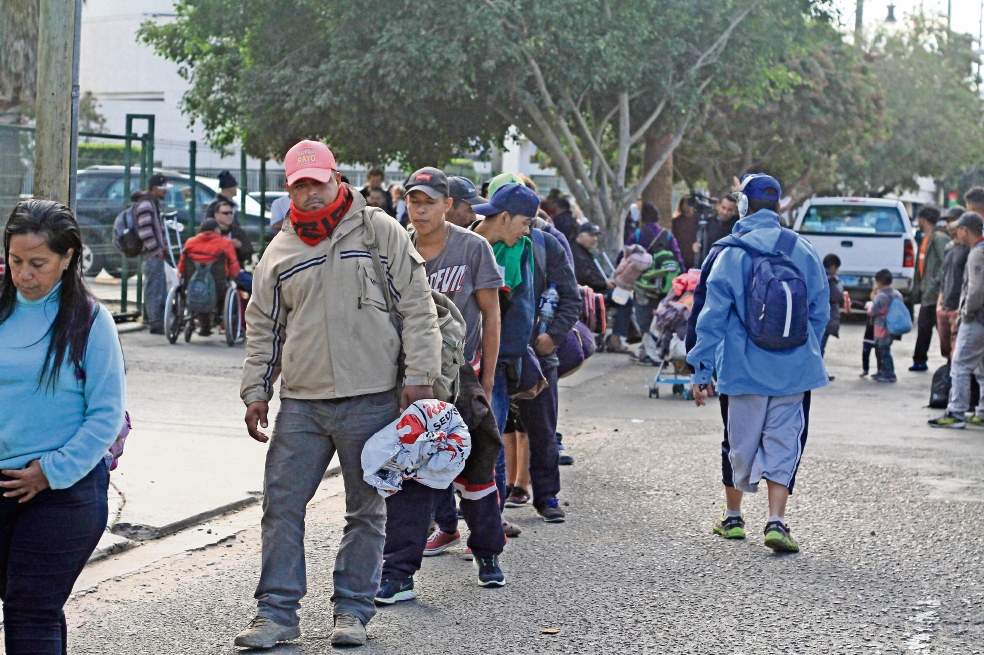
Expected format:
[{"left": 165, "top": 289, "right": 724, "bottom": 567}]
[{"left": 362, "top": 209, "right": 465, "bottom": 402}]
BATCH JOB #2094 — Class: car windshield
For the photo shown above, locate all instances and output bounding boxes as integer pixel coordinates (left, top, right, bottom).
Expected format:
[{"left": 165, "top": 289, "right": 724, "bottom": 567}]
[{"left": 800, "top": 205, "right": 906, "bottom": 234}]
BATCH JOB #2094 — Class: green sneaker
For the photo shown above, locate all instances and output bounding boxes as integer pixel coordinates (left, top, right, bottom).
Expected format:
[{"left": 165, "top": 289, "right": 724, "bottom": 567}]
[
  {"left": 764, "top": 520, "right": 799, "bottom": 553},
  {"left": 713, "top": 509, "right": 746, "bottom": 539},
  {"left": 928, "top": 412, "right": 966, "bottom": 429},
  {"left": 967, "top": 415, "right": 984, "bottom": 427}
]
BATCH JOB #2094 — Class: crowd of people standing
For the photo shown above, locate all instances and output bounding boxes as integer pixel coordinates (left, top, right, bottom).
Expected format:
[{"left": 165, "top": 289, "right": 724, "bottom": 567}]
[{"left": 4, "top": 131, "right": 984, "bottom": 654}]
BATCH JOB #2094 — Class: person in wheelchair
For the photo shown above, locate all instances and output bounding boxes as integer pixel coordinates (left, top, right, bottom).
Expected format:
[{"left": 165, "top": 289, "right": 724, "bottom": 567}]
[
  {"left": 177, "top": 218, "right": 241, "bottom": 337},
  {"left": 206, "top": 197, "right": 253, "bottom": 295}
]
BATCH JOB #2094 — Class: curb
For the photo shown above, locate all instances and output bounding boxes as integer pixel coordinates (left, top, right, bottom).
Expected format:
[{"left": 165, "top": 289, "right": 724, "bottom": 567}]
[
  {"left": 112, "top": 496, "right": 259, "bottom": 541},
  {"left": 117, "top": 322, "right": 146, "bottom": 334},
  {"left": 107, "top": 465, "right": 342, "bottom": 542}
]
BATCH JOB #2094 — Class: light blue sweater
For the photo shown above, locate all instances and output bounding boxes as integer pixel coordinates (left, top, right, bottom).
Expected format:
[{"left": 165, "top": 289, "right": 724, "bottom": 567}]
[
  {"left": 687, "top": 210, "right": 830, "bottom": 397},
  {"left": 0, "top": 284, "right": 126, "bottom": 489}
]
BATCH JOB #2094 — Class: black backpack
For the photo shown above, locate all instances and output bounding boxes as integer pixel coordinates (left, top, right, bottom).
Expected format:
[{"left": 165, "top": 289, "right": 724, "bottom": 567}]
[
  {"left": 112, "top": 207, "right": 144, "bottom": 258},
  {"left": 929, "top": 364, "right": 979, "bottom": 409},
  {"left": 186, "top": 261, "right": 217, "bottom": 314}
]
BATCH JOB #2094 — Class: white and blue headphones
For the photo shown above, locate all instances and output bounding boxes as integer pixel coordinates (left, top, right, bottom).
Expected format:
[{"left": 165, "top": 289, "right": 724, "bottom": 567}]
[{"left": 734, "top": 173, "right": 779, "bottom": 218}]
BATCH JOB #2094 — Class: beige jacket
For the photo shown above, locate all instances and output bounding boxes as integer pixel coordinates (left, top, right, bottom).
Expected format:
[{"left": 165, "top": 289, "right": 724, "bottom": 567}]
[{"left": 241, "top": 188, "right": 441, "bottom": 405}]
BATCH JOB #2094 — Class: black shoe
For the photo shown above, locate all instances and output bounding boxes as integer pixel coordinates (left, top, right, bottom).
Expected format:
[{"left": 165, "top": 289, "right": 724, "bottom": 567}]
[
  {"left": 535, "top": 497, "right": 566, "bottom": 523},
  {"left": 148, "top": 327, "right": 164, "bottom": 335},
  {"left": 199, "top": 328, "right": 213, "bottom": 337},
  {"left": 475, "top": 555, "right": 505, "bottom": 587},
  {"left": 559, "top": 453, "right": 574, "bottom": 465},
  {"left": 374, "top": 577, "right": 416, "bottom": 605},
  {"left": 909, "top": 362, "right": 929, "bottom": 372}
]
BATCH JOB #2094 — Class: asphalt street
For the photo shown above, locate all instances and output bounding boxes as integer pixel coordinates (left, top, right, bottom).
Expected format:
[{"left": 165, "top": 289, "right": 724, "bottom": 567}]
[{"left": 8, "top": 321, "right": 984, "bottom": 654}]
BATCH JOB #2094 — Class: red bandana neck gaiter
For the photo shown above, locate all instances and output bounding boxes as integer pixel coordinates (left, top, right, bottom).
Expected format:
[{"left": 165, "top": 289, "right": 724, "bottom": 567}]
[{"left": 290, "top": 185, "right": 354, "bottom": 246}]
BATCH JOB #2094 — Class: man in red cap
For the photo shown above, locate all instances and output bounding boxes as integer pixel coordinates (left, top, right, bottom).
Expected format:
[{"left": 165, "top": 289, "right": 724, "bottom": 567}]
[{"left": 236, "top": 140, "right": 442, "bottom": 649}]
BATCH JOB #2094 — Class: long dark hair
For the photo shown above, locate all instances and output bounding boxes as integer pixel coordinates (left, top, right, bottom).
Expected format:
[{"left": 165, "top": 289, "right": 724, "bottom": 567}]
[{"left": 0, "top": 199, "right": 96, "bottom": 391}]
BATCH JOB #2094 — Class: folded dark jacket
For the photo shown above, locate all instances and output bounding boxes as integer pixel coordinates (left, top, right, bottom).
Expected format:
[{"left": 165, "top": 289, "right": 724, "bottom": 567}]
[{"left": 453, "top": 364, "right": 502, "bottom": 489}]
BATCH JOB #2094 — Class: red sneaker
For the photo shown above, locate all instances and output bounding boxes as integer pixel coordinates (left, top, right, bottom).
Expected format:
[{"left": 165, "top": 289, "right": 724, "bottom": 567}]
[{"left": 423, "top": 529, "right": 460, "bottom": 556}]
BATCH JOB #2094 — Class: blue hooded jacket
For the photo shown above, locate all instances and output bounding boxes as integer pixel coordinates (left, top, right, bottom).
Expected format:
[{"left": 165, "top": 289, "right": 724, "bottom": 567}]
[{"left": 686, "top": 210, "right": 830, "bottom": 397}]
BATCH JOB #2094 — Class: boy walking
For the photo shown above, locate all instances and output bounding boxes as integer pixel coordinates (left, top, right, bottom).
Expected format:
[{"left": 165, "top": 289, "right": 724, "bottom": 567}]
[
  {"left": 822, "top": 253, "right": 844, "bottom": 380},
  {"left": 687, "top": 174, "right": 829, "bottom": 553},
  {"left": 376, "top": 167, "right": 508, "bottom": 602},
  {"left": 866, "top": 269, "right": 902, "bottom": 383}
]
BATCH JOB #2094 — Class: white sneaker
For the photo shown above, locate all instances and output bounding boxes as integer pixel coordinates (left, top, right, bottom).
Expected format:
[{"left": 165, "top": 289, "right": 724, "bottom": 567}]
[{"left": 234, "top": 615, "right": 300, "bottom": 649}]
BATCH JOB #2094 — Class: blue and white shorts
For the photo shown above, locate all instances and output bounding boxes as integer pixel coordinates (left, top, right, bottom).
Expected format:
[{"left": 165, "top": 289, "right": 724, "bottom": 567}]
[{"left": 719, "top": 392, "right": 811, "bottom": 494}]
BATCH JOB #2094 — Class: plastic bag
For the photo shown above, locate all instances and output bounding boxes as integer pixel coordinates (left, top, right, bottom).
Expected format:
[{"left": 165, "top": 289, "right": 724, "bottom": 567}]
[{"left": 361, "top": 400, "right": 471, "bottom": 496}]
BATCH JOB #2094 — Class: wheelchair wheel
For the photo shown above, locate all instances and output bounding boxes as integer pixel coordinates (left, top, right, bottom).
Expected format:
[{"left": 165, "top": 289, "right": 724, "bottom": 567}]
[
  {"left": 224, "top": 285, "right": 243, "bottom": 347},
  {"left": 164, "top": 286, "right": 184, "bottom": 345}
]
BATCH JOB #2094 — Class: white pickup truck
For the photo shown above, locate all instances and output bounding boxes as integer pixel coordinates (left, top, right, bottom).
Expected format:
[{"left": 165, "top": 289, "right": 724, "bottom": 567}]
[{"left": 792, "top": 197, "right": 916, "bottom": 308}]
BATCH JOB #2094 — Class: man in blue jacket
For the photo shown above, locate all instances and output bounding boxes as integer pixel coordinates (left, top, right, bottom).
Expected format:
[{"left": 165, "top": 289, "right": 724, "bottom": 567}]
[{"left": 686, "top": 174, "right": 829, "bottom": 553}]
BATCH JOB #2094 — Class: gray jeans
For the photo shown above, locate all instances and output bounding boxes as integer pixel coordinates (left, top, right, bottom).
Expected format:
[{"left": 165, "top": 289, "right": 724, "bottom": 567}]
[
  {"left": 255, "top": 392, "right": 399, "bottom": 627},
  {"left": 142, "top": 255, "right": 167, "bottom": 331},
  {"left": 948, "top": 320, "right": 984, "bottom": 417}
]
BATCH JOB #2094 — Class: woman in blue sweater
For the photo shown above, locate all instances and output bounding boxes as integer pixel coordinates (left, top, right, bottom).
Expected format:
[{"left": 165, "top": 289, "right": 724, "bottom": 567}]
[{"left": 0, "top": 200, "right": 126, "bottom": 654}]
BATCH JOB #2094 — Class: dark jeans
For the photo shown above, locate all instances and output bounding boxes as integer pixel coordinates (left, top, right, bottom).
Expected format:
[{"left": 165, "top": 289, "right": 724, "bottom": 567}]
[
  {"left": 0, "top": 461, "right": 109, "bottom": 655},
  {"left": 913, "top": 303, "right": 937, "bottom": 365},
  {"left": 434, "top": 486, "right": 458, "bottom": 534},
  {"left": 877, "top": 343, "right": 895, "bottom": 377},
  {"left": 515, "top": 364, "right": 561, "bottom": 506},
  {"left": 613, "top": 300, "right": 634, "bottom": 338},
  {"left": 820, "top": 332, "right": 830, "bottom": 357},
  {"left": 382, "top": 480, "right": 505, "bottom": 580}
]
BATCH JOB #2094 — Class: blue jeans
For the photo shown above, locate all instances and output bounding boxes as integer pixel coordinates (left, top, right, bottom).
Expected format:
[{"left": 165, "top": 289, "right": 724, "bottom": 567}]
[
  {"left": 255, "top": 393, "right": 399, "bottom": 627},
  {"left": 877, "top": 343, "right": 894, "bottom": 377},
  {"left": 142, "top": 255, "right": 167, "bottom": 331},
  {"left": 491, "top": 368, "right": 510, "bottom": 509},
  {"left": 0, "top": 460, "right": 109, "bottom": 655}
]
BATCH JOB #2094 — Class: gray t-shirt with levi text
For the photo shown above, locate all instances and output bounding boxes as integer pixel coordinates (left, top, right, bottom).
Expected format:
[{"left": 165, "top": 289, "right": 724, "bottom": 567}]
[{"left": 421, "top": 223, "right": 503, "bottom": 367}]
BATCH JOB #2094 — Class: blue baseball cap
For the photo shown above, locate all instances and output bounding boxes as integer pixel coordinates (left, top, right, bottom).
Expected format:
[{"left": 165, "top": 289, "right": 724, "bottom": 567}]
[
  {"left": 473, "top": 183, "right": 541, "bottom": 218},
  {"left": 739, "top": 174, "right": 781, "bottom": 201}
]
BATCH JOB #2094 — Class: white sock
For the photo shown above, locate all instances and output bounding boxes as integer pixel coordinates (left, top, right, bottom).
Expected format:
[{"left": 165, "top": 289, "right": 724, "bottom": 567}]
[
  {"left": 724, "top": 509, "right": 742, "bottom": 518},
  {"left": 767, "top": 515, "right": 785, "bottom": 526}
]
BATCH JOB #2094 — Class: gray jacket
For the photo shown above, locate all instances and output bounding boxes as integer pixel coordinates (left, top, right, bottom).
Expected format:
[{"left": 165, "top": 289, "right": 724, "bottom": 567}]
[{"left": 959, "top": 240, "right": 984, "bottom": 325}]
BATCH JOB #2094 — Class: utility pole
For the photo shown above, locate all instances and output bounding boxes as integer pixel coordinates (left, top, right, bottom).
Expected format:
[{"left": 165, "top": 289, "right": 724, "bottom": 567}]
[
  {"left": 34, "top": 0, "right": 79, "bottom": 205},
  {"left": 855, "top": 0, "right": 864, "bottom": 47}
]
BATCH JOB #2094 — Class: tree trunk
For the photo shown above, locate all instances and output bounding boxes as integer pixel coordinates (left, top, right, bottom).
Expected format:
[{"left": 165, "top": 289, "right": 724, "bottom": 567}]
[
  {"left": 0, "top": 0, "right": 40, "bottom": 121},
  {"left": 642, "top": 132, "right": 675, "bottom": 229}
]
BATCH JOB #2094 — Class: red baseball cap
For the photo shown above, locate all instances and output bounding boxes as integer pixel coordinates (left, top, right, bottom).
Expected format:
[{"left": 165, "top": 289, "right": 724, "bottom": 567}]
[{"left": 285, "top": 140, "right": 338, "bottom": 186}]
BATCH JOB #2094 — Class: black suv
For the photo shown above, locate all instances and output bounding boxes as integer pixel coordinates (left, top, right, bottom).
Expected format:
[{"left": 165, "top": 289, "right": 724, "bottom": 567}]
[{"left": 74, "top": 167, "right": 267, "bottom": 276}]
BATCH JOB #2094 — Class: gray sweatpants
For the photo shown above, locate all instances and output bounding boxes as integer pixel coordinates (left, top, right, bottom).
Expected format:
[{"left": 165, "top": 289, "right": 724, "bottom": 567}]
[
  {"left": 947, "top": 320, "right": 984, "bottom": 417},
  {"left": 720, "top": 392, "right": 810, "bottom": 494},
  {"left": 255, "top": 392, "right": 399, "bottom": 627}
]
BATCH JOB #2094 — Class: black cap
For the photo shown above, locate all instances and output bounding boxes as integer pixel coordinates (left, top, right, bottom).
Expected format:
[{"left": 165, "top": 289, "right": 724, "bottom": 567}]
[
  {"left": 218, "top": 170, "right": 238, "bottom": 189},
  {"left": 954, "top": 211, "right": 984, "bottom": 232},
  {"left": 405, "top": 167, "right": 449, "bottom": 199},
  {"left": 578, "top": 222, "right": 601, "bottom": 235},
  {"left": 148, "top": 173, "right": 169, "bottom": 189},
  {"left": 448, "top": 176, "right": 482, "bottom": 205}
]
